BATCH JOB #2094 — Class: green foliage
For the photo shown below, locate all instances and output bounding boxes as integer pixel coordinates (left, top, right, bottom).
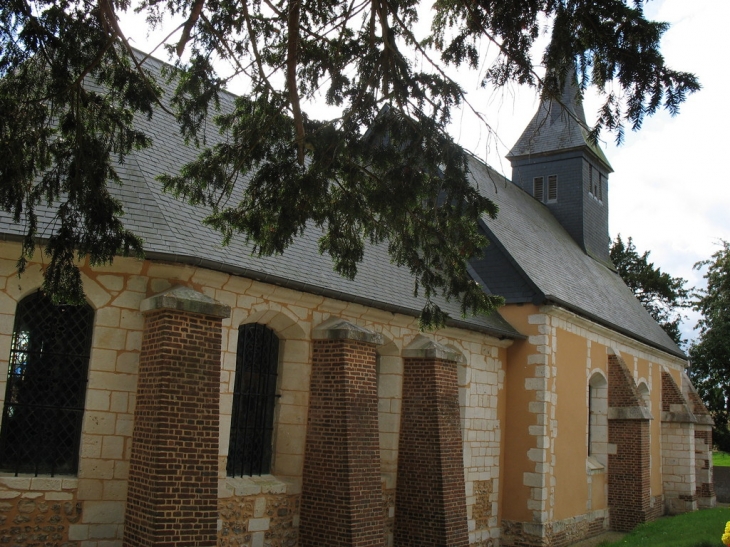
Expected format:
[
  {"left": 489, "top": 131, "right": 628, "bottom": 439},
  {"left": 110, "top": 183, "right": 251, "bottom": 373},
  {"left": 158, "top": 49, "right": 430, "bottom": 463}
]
[
  {"left": 601, "top": 507, "right": 729, "bottom": 547},
  {"left": 610, "top": 235, "right": 691, "bottom": 346},
  {"left": 689, "top": 241, "right": 730, "bottom": 452},
  {"left": 0, "top": 0, "right": 699, "bottom": 324},
  {"left": 0, "top": 1, "right": 155, "bottom": 303}
]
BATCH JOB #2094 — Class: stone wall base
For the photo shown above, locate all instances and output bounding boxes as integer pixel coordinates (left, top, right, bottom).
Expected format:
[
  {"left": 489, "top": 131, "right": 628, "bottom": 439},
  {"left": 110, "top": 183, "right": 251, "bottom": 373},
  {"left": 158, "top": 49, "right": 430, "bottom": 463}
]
[
  {"left": 383, "top": 487, "right": 395, "bottom": 547},
  {"left": 501, "top": 511, "right": 608, "bottom": 547},
  {"left": 218, "top": 492, "right": 300, "bottom": 547},
  {"left": 665, "top": 495, "right": 697, "bottom": 515},
  {"left": 697, "top": 495, "right": 717, "bottom": 509},
  {"left": 0, "top": 491, "right": 84, "bottom": 547}
]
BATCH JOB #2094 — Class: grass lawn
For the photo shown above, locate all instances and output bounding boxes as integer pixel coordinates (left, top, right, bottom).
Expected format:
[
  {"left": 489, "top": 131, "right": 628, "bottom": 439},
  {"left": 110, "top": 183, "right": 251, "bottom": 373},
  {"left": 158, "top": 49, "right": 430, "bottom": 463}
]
[
  {"left": 714, "top": 451, "right": 730, "bottom": 467},
  {"left": 599, "top": 507, "right": 730, "bottom": 547}
]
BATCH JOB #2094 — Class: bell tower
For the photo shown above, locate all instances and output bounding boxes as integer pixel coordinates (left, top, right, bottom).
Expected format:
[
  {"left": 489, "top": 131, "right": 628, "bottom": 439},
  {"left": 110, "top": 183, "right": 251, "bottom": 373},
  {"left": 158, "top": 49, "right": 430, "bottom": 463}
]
[{"left": 507, "top": 77, "right": 614, "bottom": 267}]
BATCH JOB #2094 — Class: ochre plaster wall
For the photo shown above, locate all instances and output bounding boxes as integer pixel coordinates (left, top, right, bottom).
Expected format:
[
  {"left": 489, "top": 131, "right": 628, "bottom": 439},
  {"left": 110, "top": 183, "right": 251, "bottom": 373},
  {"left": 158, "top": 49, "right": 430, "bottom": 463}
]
[
  {"left": 552, "top": 329, "right": 589, "bottom": 521},
  {"left": 498, "top": 305, "right": 541, "bottom": 524},
  {"left": 499, "top": 303, "right": 686, "bottom": 545}
]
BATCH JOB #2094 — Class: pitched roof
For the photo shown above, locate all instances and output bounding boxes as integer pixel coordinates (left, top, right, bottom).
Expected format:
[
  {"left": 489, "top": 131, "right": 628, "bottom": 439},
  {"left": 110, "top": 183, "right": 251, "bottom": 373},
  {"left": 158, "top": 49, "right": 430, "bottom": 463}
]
[
  {"left": 468, "top": 159, "right": 684, "bottom": 358},
  {"left": 0, "top": 53, "right": 518, "bottom": 340},
  {"left": 507, "top": 77, "right": 612, "bottom": 172},
  {"left": 0, "top": 52, "right": 685, "bottom": 358}
]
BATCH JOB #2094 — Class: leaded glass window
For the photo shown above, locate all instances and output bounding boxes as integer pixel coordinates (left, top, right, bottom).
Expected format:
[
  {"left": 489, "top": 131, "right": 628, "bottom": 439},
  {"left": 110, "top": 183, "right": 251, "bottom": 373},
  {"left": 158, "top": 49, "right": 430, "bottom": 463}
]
[
  {"left": 227, "top": 323, "right": 279, "bottom": 477},
  {"left": 0, "top": 292, "right": 94, "bottom": 476}
]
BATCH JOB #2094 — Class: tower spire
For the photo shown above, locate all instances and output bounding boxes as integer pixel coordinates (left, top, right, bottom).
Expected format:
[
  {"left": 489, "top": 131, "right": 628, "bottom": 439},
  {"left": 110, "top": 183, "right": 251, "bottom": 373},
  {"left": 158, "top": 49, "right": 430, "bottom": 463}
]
[{"left": 508, "top": 71, "right": 611, "bottom": 171}]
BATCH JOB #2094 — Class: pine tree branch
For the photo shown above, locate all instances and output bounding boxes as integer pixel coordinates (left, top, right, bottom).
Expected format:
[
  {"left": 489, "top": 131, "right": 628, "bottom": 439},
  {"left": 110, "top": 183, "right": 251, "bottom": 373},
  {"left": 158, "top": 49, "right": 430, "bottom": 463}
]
[
  {"left": 287, "top": 0, "right": 306, "bottom": 164},
  {"left": 176, "top": 0, "right": 206, "bottom": 57}
]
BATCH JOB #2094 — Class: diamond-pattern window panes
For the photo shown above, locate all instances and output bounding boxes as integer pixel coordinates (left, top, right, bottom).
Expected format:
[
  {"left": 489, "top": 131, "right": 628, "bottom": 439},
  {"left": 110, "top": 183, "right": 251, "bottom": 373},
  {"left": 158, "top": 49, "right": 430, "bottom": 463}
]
[
  {"left": 227, "top": 323, "right": 279, "bottom": 477},
  {"left": 0, "top": 292, "right": 94, "bottom": 476}
]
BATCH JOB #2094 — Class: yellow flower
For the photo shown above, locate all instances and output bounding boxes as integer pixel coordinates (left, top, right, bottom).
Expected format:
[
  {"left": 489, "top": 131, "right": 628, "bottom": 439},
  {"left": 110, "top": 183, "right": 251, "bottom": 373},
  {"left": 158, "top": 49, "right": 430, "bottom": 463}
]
[{"left": 723, "top": 520, "right": 730, "bottom": 546}]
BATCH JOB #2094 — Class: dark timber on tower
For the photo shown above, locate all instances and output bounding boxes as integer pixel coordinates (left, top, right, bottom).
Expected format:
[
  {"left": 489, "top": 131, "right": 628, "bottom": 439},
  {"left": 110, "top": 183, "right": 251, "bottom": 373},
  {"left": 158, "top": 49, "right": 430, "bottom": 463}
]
[{"left": 507, "top": 74, "right": 614, "bottom": 268}]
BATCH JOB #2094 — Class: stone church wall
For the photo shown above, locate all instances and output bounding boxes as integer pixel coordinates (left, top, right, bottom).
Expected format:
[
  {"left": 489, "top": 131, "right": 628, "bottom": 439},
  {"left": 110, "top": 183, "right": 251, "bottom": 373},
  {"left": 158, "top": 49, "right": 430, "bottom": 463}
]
[{"left": 0, "top": 241, "right": 507, "bottom": 547}]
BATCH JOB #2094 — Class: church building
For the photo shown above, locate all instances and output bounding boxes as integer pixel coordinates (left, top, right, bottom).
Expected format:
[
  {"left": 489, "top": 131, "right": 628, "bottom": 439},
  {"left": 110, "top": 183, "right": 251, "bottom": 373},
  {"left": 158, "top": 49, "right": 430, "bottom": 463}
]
[{"left": 0, "top": 54, "right": 715, "bottom": 547}]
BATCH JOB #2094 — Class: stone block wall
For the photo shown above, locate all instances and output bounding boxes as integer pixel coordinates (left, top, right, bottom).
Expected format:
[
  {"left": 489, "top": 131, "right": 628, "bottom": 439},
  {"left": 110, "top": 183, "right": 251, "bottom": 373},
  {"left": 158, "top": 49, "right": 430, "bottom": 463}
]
[
  {"left": 694, "top": 428, "right": 715, "bottom": 507},
  {"left": 502, "top": 511, "right": 608, "bottom": 547},
  {"left": 0, "top": 241, "right": 706, "bottom": 547},
  {"left": 683, "top": 374, "right": 716, "bottom": 509},
  {"left": 661, "top": 421, "right": 697, "bottom": 514},
  {"left": 0, "top": 247, "right": 143, "bottom": 547},
  {"left": 660, "top": 371, "right": 698, "bottom": 515},
  {"left": 460, "top": 342, "right": 504, "bottom": 547}
]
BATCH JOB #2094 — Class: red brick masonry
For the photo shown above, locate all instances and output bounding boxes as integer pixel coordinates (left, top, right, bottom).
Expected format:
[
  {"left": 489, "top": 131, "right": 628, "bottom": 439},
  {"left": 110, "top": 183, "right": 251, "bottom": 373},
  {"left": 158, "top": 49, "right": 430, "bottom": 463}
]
[
  {"left": 124, "top": 297, "right": 227, "bottom": 547},
  {"left": 394, "top": 355, "right": 469, "bottom": 547},
  {"left": 300, "top": 337, "right": 384, "bottom": 547},
  {"left": 607, "top": 353, "right": 659, "bottom": 531}
]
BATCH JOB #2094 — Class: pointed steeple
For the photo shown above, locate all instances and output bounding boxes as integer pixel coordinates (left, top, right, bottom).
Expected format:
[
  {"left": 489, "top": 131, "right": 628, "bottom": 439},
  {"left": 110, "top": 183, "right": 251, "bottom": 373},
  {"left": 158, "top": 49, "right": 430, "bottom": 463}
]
[
  {"left": 507, "top": 72, "right": 614, "bottom": 267},
  {"left": 508, "top": 75, "right": 612, "bottom": 171}
]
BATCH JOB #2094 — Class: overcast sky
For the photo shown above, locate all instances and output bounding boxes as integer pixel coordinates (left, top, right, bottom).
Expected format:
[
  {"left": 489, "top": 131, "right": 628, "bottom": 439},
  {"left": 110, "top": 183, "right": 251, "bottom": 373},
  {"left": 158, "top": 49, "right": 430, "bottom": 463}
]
[
  {"left": 119, "top": 0, "right": 728, "bottom": 343},
  {"left": 601, "top": 0, "right": 730, "bottom": 342},
  {"left": 438, "top": 0, "right": 730, "bottom": 343}
]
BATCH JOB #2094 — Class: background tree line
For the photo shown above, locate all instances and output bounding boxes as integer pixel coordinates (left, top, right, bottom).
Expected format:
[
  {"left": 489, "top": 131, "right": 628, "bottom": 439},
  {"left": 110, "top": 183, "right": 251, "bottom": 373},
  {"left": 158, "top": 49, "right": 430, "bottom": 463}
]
[{"left": 612, "top": 235, "right": 730, "bottom": 452}]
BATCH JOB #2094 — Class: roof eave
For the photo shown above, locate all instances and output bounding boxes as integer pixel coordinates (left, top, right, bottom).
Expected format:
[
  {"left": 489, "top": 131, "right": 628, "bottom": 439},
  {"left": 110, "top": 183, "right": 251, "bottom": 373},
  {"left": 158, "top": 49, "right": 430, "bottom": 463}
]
[
  {"left": 538, "top": 293, "right": 686, "bottom": 360},
  {"left": 144, "top": 250, "right": 524, "bottom": 340},
  {"left": 507, "top": 144, "right": 614, "bottom": 174}
]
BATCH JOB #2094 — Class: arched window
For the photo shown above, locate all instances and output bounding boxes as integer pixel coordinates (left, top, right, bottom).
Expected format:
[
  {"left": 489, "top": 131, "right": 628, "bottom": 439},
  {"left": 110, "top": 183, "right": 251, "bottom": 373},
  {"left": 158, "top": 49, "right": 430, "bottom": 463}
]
[
  {"left": 637, "top": 381, "right": 650, "bottom": 409},
  {"left": 588, "top": 372, "right": 608, "bottom": 464},
  {"left": 227, "top": 323, "right": 279, "bottom": 477},
  {"left": 0, "top": 292, "right": 94, "bottom": 476}
]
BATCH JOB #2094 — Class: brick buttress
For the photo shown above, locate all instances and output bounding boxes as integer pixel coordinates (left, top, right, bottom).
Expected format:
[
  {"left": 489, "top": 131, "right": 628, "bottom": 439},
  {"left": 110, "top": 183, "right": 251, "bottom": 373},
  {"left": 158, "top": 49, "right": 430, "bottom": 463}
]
[
  {"left": 607, "top": 351, "right": 658, "bottom": 532},
  {"left": 394, "top": 336, "right": 469, "bottom": 547},
  {"left": 123, "top": 286, "right": 230, "bottom": 547},
  {"left": 299, "top": 318, "right": 385, "bottom": 547}
]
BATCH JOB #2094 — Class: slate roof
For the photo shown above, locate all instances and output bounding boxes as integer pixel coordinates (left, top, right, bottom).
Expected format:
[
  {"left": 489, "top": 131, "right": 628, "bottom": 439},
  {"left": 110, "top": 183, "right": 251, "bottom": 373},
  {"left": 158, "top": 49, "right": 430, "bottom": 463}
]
[
  {"left": 469, "top": 159, "right": 685, "bottom": 358},
  {"left": 0, "top": 52, "right": 686, "bottom": 358},
  {"left": 0, "top": 53, "right": 518, "bottom": 340},
  {"left": 507, "top": 77, "right": 612, "bottom": 172}
]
